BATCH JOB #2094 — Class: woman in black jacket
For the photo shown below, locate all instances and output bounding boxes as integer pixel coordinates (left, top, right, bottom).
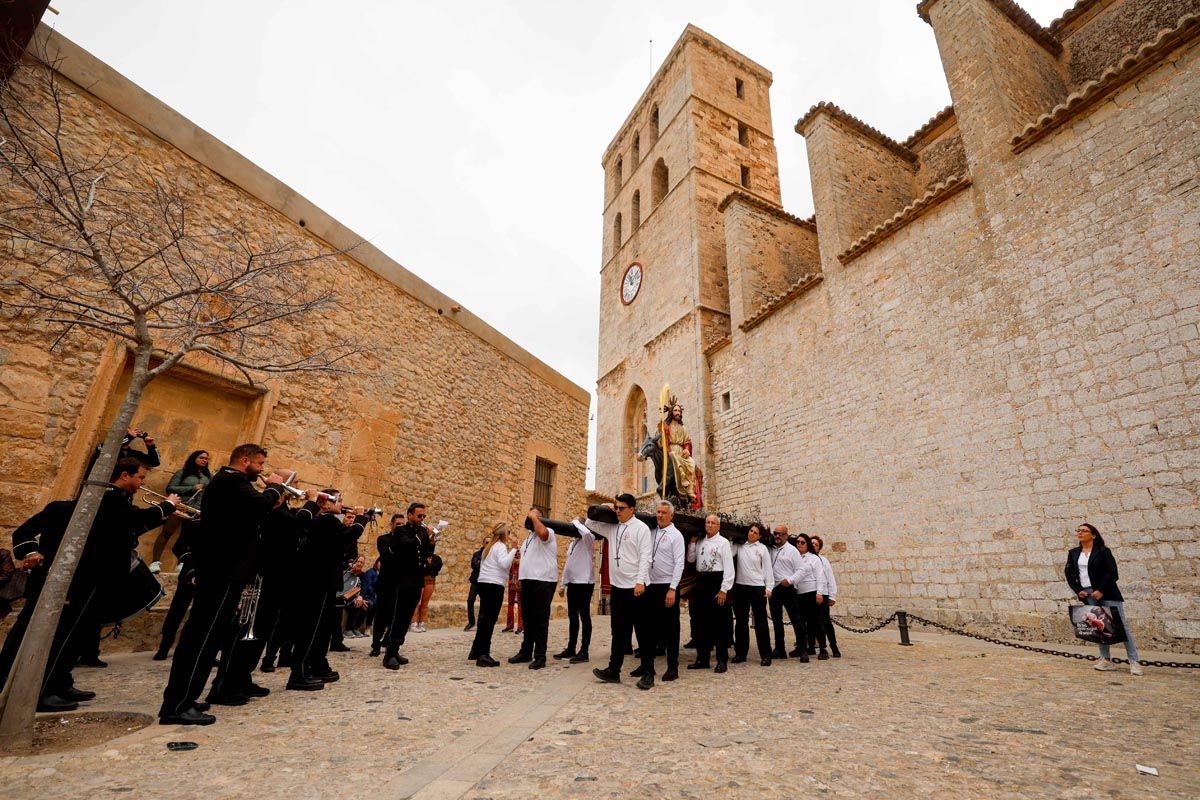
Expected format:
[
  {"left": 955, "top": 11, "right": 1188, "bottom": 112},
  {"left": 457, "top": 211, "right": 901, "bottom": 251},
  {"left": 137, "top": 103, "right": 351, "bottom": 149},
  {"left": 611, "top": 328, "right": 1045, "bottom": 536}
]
[{"left": 1064, "top": 523, "right": 1142, "bottom": 676}]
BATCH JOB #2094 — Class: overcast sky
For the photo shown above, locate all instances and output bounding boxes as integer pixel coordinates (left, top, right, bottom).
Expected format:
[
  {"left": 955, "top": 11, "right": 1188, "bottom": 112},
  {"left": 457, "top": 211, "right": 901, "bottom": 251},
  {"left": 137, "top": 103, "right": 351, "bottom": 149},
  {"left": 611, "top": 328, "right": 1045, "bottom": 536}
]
[{"left": 47, "top": 0, "right": 1074, "bottom": 485}]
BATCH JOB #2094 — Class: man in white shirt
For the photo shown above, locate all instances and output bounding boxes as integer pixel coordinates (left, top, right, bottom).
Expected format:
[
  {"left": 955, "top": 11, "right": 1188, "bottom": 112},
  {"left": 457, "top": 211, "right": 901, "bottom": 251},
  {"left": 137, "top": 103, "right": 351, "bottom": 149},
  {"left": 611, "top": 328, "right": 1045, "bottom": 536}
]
[
  {"left": 579, "top": 493, "right": 653, "bottom": 689},
  {"left": 685, "top": 513, "right": 735, "bottom": 673},
  {"left": 632, "top": 500, "right": 686, "bottom": 683},
  {"left": 767, "top": 524, "right": 808, "bottom": 663},
  {"left": 510, "top": 509, "right": 558, "bottom": 670},
  {"left": 554, "top": 513, "right": 596, "bottom": 664}
]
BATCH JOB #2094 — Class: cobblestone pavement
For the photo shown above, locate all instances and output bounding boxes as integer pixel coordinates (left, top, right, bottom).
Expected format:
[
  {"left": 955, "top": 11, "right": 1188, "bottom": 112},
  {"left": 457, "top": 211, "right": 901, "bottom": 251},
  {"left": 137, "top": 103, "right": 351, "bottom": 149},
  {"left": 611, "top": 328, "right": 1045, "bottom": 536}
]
[{"left": 1, "top": 620, "right": 1196, "bottom": 799}]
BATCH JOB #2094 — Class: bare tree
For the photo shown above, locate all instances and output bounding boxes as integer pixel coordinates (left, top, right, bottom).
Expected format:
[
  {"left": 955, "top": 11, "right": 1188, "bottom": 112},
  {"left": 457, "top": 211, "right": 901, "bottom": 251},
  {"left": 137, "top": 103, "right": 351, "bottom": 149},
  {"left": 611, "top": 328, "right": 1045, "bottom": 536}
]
[{"left": 0, "top": 47, "right": 365, "bottom": 750}]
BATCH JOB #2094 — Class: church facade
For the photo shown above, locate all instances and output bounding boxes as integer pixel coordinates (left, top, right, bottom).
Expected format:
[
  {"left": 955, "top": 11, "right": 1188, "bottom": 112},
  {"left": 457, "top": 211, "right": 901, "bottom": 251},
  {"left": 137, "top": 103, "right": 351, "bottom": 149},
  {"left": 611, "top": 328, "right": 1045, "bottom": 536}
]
[{"left": 595, "top": 0, "right": 1199, "bottom": 651}]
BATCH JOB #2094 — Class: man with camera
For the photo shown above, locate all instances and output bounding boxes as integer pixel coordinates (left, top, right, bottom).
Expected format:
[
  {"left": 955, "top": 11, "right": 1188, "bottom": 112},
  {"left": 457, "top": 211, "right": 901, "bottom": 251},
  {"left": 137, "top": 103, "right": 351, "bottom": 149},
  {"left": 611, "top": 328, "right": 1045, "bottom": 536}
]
[{"left": 158, "top": 443, "right": 288, "bottom": 726}]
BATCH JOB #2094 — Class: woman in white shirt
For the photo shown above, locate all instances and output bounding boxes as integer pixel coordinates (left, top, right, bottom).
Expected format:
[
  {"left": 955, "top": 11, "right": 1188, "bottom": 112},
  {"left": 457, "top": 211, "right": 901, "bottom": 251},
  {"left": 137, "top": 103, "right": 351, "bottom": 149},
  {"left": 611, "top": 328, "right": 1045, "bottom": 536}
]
[
  {"left": 731, "top": 523, "right": 774, "bottom": 666},
  {"left": 810, "top": 536, "right": 840, "bottom": 658},
  {"left": 785, "top": 533, "right": 827, "bottom": 659},
  {"left": 470, "top": 524, "right": 518, "bottom": 667}
]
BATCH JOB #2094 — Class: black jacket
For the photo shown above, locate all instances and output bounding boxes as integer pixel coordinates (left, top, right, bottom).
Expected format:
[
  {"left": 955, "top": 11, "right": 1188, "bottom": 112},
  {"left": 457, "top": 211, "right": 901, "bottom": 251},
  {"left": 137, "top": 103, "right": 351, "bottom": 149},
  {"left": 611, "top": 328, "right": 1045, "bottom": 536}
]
[
  {"left": 380, "top": 523, "right": 427, "bottom": 590},
  {"left": 1065, "top": 545, "right": 1124, "bottom": 602},
  {"left": 194, "top": 466, "right": 282, "bottom": 583},
  {"left": 469, "top": 547, "right": 483, "bottom": 583}
]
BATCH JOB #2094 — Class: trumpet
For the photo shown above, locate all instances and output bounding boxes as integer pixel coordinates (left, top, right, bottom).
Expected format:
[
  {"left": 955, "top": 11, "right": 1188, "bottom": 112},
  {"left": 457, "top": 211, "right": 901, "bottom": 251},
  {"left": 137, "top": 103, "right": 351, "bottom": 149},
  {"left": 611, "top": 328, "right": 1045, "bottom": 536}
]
[
  {"left": 140, "top": 488, "right": 201, "bottom": 520},
  {"left": 237, "top": 574, "right": 263, "bottom": 640}
]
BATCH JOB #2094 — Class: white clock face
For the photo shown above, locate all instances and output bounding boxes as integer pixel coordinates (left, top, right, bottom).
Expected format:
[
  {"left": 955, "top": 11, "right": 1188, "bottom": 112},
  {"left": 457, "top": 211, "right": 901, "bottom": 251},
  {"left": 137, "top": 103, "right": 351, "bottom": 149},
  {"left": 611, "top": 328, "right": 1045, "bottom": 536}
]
[{"left": 621, "top": 263, "right": 642, "bottom": 305}]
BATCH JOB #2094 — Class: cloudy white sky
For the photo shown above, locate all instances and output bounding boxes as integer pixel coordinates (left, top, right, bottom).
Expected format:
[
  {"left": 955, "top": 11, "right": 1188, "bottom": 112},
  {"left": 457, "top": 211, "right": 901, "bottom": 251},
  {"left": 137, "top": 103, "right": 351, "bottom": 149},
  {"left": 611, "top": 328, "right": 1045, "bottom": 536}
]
[{"left": 47, "top": 0, "right": 1074, "bottom": 484}]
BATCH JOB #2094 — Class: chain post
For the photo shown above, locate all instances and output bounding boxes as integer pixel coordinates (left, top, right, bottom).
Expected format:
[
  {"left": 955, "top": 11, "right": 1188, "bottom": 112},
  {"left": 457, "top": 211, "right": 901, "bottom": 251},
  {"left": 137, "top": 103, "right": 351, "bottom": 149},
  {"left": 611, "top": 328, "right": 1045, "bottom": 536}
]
[{"left": 896, "top": 610, "right": 913, "bottom": 646}]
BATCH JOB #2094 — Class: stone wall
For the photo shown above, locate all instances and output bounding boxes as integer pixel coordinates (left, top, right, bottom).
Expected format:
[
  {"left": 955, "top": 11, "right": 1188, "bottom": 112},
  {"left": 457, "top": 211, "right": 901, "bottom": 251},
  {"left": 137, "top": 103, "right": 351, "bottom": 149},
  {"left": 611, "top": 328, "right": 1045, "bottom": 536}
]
[
  {"left": 0, "top": 29, "right": 590, "bottom": 617},
  {"left": 600, "top": 1, "right": 1200, "bottom": 652}
]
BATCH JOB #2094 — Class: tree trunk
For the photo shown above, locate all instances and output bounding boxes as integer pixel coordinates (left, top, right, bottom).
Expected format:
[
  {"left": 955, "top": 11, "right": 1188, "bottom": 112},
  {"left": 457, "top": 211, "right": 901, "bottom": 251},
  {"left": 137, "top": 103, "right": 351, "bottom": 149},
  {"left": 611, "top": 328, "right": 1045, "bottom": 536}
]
[{"left": 0, "top": 345, "right": 152, "bottom": 753}]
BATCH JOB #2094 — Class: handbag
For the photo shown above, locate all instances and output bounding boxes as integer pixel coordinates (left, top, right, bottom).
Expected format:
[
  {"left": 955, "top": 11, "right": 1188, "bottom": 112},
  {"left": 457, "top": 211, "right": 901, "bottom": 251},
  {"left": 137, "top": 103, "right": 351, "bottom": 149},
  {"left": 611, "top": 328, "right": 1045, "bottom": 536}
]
[{"left": 1069, "top": 603, "right": 1127, "bottom": 645}]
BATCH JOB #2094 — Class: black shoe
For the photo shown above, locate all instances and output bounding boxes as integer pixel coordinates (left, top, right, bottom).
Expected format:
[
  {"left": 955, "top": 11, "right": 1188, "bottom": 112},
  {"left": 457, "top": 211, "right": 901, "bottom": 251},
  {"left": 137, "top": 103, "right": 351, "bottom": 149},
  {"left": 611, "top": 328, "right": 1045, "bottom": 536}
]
[
  {"left": 285, "top": 677, "right": 325, "bottom": 691},
  {"left": 592, "top": 667, "right": 620, "bottom": 683},
  {"left": 314, "top": 670, "right": 341, "bottom": 683},
  {"left": 637, "top": 673, "right": 654, "bottom": 691},
  {"left": 629, "top": 666, "right": 647, "bottom": 677},
  {"left": 330, "top": 643, "right": 352, "bottom": 653},
  {"left": 77, "top": 657, "right": 107, "bottom": 668},
  {"left": 152, "top": 649, "right": 170, "bottom": 661},
  {"left": 37, "top": 695, "right": 79, "bottom": 712},
  {"left": 714, "top": 662, "right": 728, "bottom": 674},
  {"left": 731, "top": 655, "right": 747, "bottom": 664},
  {"left": 529, "top": 657, "right": 546, "bottom": 670},
  {"left": 383, "top": 655, "right": 401, "bottom": 670},
  {"left": 554, "top": 648, "right": 576, "bottom": 660},
  {"left": 569, "top": 652, "right": 590, "bottom": 663},
  {"left": 193, "top": 702, "right": 211, "bottom": 712},
  {"left": 800, "top": 654, "right": 810, "bottom": 663},
  {"left": 788, "top": 647, "right": 804, "bottom": 658},
  {"left": 369, "top": 647, "right": 381, "bottom": 657},
  {"left": 244, "top": 683, "right": 270, "bottom": 698},
  {"left": 662, "top": 667, "right": 679, "bottom": 682},
  {"left": 260, "top": 660, "right": 276, "bottom": 673},
  {"left": 468, "top": 650, "right": 480, "bottom": 661},
  {"left": 205, "top": 692, "right": 249, "bottom": 707},
  {"left": 476, "top": 655, "right": 500, "bottom": 667},
  {"left": 464, "top": 623, "right": 475, "bottom": 631},
  {"left": 63, "top": 687, "right": 96, "bottom": 702},
  {"left": 508, "top": 652, "right": 532, "bottom": 664},
  {"left": 808, "top": 648, "right": 817, "bottom": 656},
  {"left": 687, "top": 662, "right": 711, "bottom": 670},
  {"left": 682, "top": 639, "right": 695, "bottom": 649},
  {"left": 818, "top": 651, "right": 830, "bottom": 660},
  {"left": 772, "top": 648, "right": 788, "bottom": 660},
  {"left": 831, "top": 648, "right": 841, "bottom": 658},
  {"left": 160, "top": 707, "right": 216, "bottom": 725},
  {"left": 760, "top": 658, "right": 772, "bottom": 667}
]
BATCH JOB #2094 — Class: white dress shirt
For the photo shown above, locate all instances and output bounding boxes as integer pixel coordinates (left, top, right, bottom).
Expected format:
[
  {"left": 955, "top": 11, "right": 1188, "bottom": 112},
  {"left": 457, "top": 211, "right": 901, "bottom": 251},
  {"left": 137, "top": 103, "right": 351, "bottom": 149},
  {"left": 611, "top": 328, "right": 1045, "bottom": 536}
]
[
  {"left": 792, "top": 551, "right": 828, "bottom": 594},
  {"left": 560, "top": 526, "right": 596, "bottom": 586},
  {"left": 517, "top": 530, "right": 558, "bottom": 582},
  {"left": 687, "top": 534, "right": 735, "bottom": 592},
  {"left": 817, "top": 554, "right": 838, "bottom": 599},
  {"left": 478, "top": 542, "right": 517, "bottom": 586},
  {"left": 732, "top": 541, "right": 774, "bottom": 589},
  {"left": 648, "top": 524, "right": 685, "bottom": 588},
  {"left": 769, "top": 542, "right": 803, "bottom": 588},
  {"left": 582, "top": 515, "right": 652, "bottom": 589}
]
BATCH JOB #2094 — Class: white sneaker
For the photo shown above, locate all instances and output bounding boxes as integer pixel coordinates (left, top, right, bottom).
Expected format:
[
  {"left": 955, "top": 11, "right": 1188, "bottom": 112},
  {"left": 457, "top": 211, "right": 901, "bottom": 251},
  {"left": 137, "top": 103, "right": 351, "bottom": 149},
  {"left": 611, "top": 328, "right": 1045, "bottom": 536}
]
[
  {"left": 1093, "top": 659, "right": 1116, "bottom": 671},
  {"left": 148, "top": 560, "right": 161, "bottom": 574},
  {"left": 419, "top": 623, "right": 427, "bottom": 632},
  {"left": 409, "top": 623, "right": 418, "bottom": 632},
  {"left": 1129, "top": 662, "right": 1144, "bottom": 676}
]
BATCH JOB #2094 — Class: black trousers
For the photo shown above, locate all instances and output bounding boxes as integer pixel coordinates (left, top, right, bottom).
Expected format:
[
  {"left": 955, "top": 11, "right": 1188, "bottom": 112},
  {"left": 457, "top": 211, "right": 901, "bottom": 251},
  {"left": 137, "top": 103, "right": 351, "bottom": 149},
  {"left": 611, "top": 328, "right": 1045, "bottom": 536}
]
[
  {"left": 797, "top": 590, "right": 825, "bottom": 651},
  {"left": 466, "top": 581, "right": 480, "bottom": 626},
  {"left": 384, "top": 583, "right": 422, "bottom": 656},
  {"left": 769, "top": 584, "right": 804, "bottom": 652},
  {"left": 692, "top": 573, "right": 731, "bottom": 665},
  {"left": 643, "top": 583, "right": 680, "bottom": 670},
  {"left": 286, "top": 588, "right": 329, "bottom": 681},
  {"left": 42, "top": 585, "right": 100, "bottom": 697},
  {"left": 565, "top": 582, "right": 594, "bottom": 654},
  {"left": 817, "top": 600, "right": 839, "bottom": 652},
  {"left": 0, "top": 571, "right": 47, "bottom": 691},
  {"left": 516, "top": 579, "right": 555, "bottom": 660},
  {"left": 470, "top": 582, "right": 505, "bottom": 657},
  {"left": 607, "top": 586, "right": 655, "bottom": 676},
  {"left": 733, "top": 584, "right": 772, "bottom": 660},
  {"left": 372, "top": 584, "right": 396, "bottom": 647},
  {"left": 210, "top": 578, "right": 285, "bottom": 694},
  {"left": 157, "top": 575, "right": 195, "bottom": 654},
  {"left": 159, "top": 577, "right": 242, "bottom": 717}
]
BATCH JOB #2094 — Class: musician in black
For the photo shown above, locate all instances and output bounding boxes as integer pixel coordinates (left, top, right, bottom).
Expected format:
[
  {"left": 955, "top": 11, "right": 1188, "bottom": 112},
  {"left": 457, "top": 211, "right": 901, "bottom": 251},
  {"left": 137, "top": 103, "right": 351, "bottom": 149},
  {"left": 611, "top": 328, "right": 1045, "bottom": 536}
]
[
  {"left": 258, "top": 502, "right": 308, "bottom": 673},
  {"left": 158, "top": 443, "right": 285, "bottom": 726},
  {"left": 328, "top": 512, "right": 365, "bottom": 652},
  {"left": 379, "top": 503, "right": 428, "bottom": 669},
  {"left": 0, "top": 458, "right": 176, "bottom": 711},
  {"left": 369, "top": 513, "right": 403, "bottom": 658}
]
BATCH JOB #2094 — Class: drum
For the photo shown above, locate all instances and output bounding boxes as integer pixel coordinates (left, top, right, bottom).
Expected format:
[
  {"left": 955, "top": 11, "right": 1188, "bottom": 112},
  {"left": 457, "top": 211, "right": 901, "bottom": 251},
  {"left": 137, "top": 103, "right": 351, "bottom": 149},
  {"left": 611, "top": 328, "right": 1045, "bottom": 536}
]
[{"left": 98, "top": 554, "right": 165, "bottom": 625}]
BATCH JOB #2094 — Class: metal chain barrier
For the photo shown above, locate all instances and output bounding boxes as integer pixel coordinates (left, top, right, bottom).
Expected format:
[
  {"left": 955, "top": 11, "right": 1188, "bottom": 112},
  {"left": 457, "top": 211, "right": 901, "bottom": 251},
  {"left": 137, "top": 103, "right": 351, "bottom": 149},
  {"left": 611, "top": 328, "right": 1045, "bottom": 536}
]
[{"left": 832, "top": 610, "right": 1200, "bottom": 669}]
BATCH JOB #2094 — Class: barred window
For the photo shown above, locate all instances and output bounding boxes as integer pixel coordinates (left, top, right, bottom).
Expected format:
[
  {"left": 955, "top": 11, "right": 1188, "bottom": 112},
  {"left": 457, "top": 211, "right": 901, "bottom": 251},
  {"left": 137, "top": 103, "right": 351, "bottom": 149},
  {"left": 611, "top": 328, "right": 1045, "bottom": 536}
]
[{"left": 532, "top": 457, "right": 556, "bottom": 518}]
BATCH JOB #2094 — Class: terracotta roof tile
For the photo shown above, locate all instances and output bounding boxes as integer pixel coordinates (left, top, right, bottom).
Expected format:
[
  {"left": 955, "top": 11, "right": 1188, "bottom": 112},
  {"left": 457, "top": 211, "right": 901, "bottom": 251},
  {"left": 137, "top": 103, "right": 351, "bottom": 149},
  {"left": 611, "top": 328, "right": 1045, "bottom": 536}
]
[
  {"left": 1011, "top": 12, "right": 1200, "bottom": 152},
  {"left": 1048, "top": 0, "right": 1107, "bottom": 36},
  {"left": 902, "top": 104, "right": 956, "bottom": 149},
  {"left": 838, "top": 174, "right": 972, "bottom": 263},
  {"left": 739, "top": 273, "right": 824, "bottom": 332},
  {"left": 703, "top": 335, "right": 732, "bottom": 357},
  {"left": 718, "top": 190, "right": 817, "bottom": 229},
  {"left": 917, "top": 0, "right": 1063, "bottom": 56},
  {"left": 795, "top": 101, "right": 918, "bottom": 164}
]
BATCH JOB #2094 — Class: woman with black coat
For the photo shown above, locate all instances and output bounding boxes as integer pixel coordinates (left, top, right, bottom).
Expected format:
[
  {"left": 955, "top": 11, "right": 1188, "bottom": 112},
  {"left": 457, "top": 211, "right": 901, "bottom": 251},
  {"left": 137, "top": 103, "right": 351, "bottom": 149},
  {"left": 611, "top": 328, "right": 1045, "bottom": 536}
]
[{"left": 1065, "top": 523, "right": 1142, "bottom": 676}]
